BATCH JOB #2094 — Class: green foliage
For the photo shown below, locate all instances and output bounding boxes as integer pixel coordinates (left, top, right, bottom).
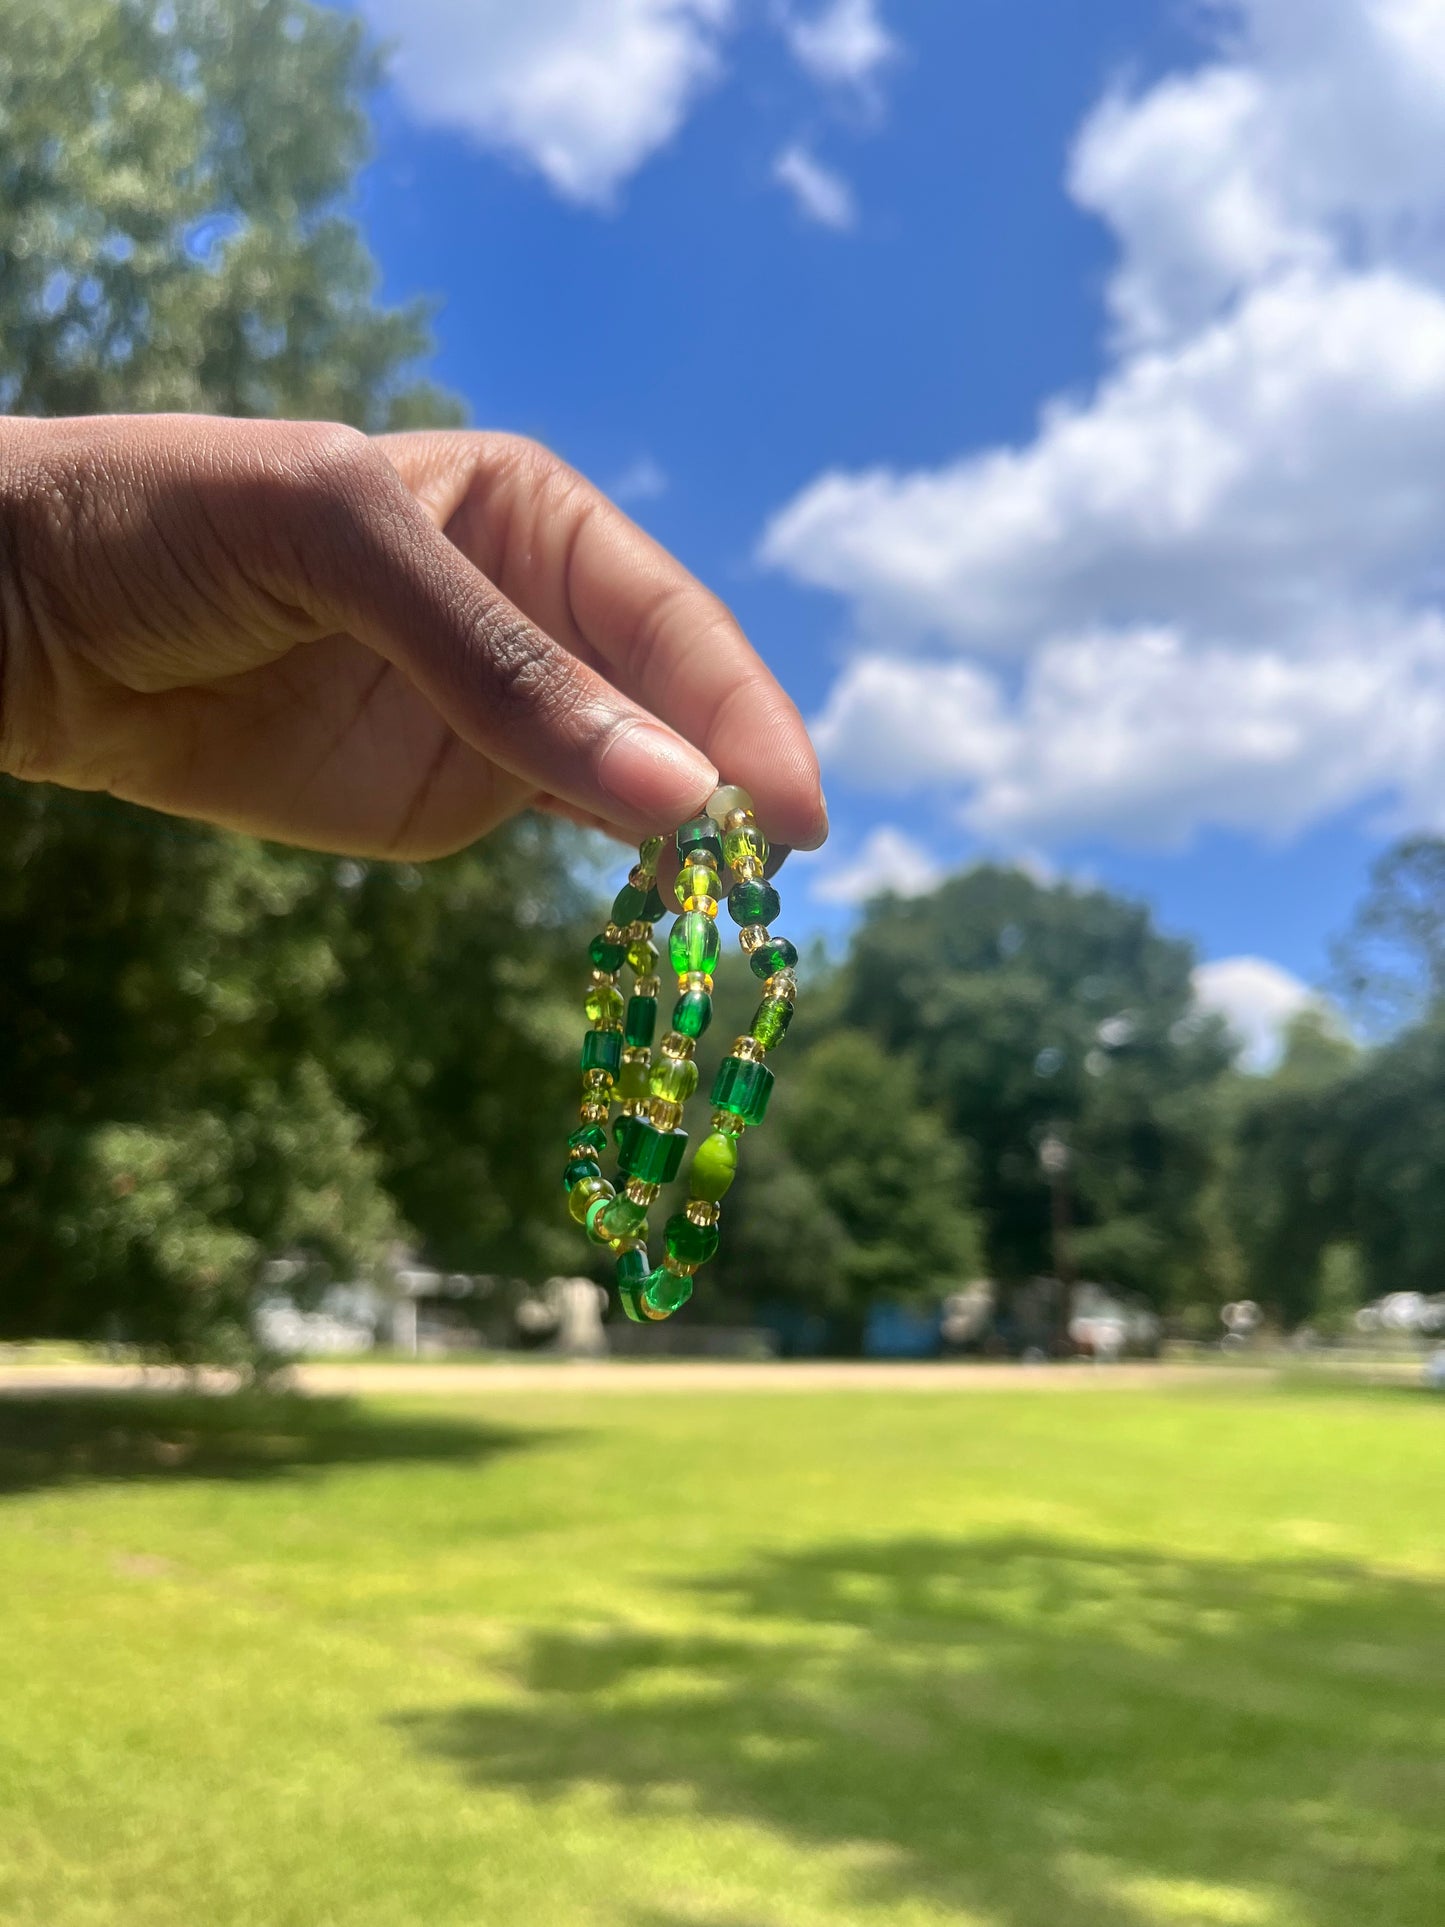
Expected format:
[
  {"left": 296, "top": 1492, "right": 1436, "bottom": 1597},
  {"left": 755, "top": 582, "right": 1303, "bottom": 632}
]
[{"left": 1333, "top": 835, "right": 1445, "bottom": 1033}]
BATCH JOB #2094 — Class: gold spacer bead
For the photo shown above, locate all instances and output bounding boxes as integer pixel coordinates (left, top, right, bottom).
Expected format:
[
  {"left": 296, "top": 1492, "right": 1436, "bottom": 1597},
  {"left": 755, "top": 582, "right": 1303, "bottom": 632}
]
[
  {"left": 582, "top": 1068, "right": 615, "bottom": 1092},
  {"left": 661, "top": 1031, "right": 695, "bottom": 1060},
  {"left": 662, "top": 1254, "right": 700, "bottom": 1278},
  {"left": 603, "top": 922, "right": 624, "bottom": 942},
  {"left": 685, "top": 1198, "right": 720, "bottom": 1227},
  {"left": 624, "top": 918, "right": 650, "bottom": 942},
  {"left": 766, "top": 968, "right": 798, "bottom": 1003},
  {"left": 711, "top": 1108, "right": 745, "bottom": 1135},
  {"left": 738, "top": 924, "right": 772, "bottom": 954},
  {"left": 627, "top": 866, "right": 650, "bottom": 892},
  {"left": 732, "top": 855, "right": 765, "bottom": 883},
  {"left": 597, "top": 1019, "right": 624, "bottom": 1034},
  {"left": 635, "top": 975, "right": 662, "bottom": 999},
  {"left": 682, "top": 970, "right": 715, "bottom": 994},
  {"left": 683, "top": 895, "right": 719, "bottom": 918},
  {"left": 731, "top": 1035, "right": 765, "bottom": 1063},
  {"left": 591, "top": 968, "right": 619, "bottom": 987},
  {"left": 641, "top": 1299, "right": 671, "bottom": 1321},
  {"left": 625, "top": 1178, "right": 660, "bottom": 1206},
  {"left": 722, "top": 807, "right": 754, "bottom": 832},
  {"left": 580, "top": 1099, "right": 610, "bottom": 1124},
  {"left": 621, "top": 1045, "right": 650, "bottom": 1066},
  {"left": 651, "top": 1099, "right": 684, "bottom": 1131}
]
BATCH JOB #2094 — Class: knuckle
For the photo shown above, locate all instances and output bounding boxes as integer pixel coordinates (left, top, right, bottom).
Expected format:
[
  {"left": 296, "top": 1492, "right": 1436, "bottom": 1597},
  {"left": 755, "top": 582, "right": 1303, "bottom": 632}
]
[{"left": 472, "top": 602, "right": 572, "bottom": 724}]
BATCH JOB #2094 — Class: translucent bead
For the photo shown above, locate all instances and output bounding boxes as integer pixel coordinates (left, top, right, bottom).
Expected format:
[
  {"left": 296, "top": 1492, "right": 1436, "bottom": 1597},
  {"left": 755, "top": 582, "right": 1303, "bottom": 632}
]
[
  {"left": 611, "top": 882, "right": 648, "bottom": 925},
  {"left": 674, "top": 860, "right": 721, "bottom": 911},
  {"left": 581, "top": 1029, "right": 623, "bottom": 1075},
  {"left": 727, "top": 879, "right": 780, "bottom": 927},
  {"left": 705, "top": 784, "right": 755, "bottom": 825},
  {"left": 750, "top": 998, "right": 793, "bottom": 1052},
  {"left": 624, "top": 995, "right": 657, "bottom": 1049},
  {"left": 588, "top": 931, "right": 627, "bottom": 972},
  {"left": 568, "top": 1175, "right": 612, "bottom": 1225},
  {"left": 597, "top": 1195, "right": 649, "bottom": 1246},
  {"left": 669, "top": 911, "right": 721, "bottom": 980},
  {"left": 642, "top": 1267, "right": 694, "bottom": 1317},
  {"left": 638, "top": 835, "right": 666, "bottom": 875},
  {"left": 711, "top": 1055, "right": 775, "bottom": 1127},
  {"left": 689, "top": 1130, "right": 738, "bottom": 1202},
  {"left": 723, "top": 824, "right": 768, "bottom": 871},
  {"left": 649, "top": 1054, "right": 699, "bottom": 1105},
  {"left": 617, "top": 1057, "right": 652, "bottom": 1104},
  {"left": 563, "top": 1156, "right": 601, "bottom": 1192},
  {"left": 567, "top": 1124, "right": 608, "bottom": 1158},
  {"left": 766, "top": 968, "right": 798, "bottom": 1004},
  {"left": 585, "top": 983, "right": 625, "bottom": 1026},
  {"left": 618, "top": 1116, "right": 688, "bottom": 1185},
  {"left": 615, "top": 1245, "right": 651, "bottom": 1324},
  {"left": 585, "top": 1193, "right": 619, "bottom": 1245},
  {"left": 672, "top": 989, "right": 713, "bottom": 1038},
  {"left": 664, "top": 1211, "right": 719, "bottom": 1268},
  {"left": 748, "top": 936, "right": 799, "bottom": 982},
  {"left": 676, "top": 815, "right": 724, "bottom": 865}
]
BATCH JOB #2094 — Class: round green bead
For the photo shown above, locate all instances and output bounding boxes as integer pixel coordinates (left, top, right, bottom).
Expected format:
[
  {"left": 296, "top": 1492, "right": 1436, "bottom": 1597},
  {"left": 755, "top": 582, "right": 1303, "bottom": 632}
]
[
  {"left": 669, "top": 911, "right": 721, "bottom": 979},
  {"left": 563, "top": 1156, "right": 601, "bottom": 1191},
  {"left": 585, "top": 983, "right": 625, "bottom": 1025},
  {"left": 689, "top": 1131, "right": 738, "bottom": 1202},
  {"left": 626, "top": 935, "right": 659, "bottom": 976},
  {"left": 671, "top": 989, "right": 713, "bottom": 1038},
  {"left": 617, "top": 1057, "right": 652, "bottom": 1103},
  {"left": 598, "top": 1196, "right": 649, "bottom": 1245},
  {"left": 588, "top": 932, "right": 627, "bottom": 972},
  {"left": 664, "top": 1212, "right": 719, "bottom": 1267},
  {"left": 728, "top": 879, "right": 780, "bottom": 927},
  {"left": 723, "top": 824, "right": 768, "bottom": 870},
  {"left": 674, "top": 859, "right": 721, "bottom": 909},
  {"left": 649, "top": 1054, "right": 699, "bottom": 1104},
  {"left": 643, "top": 1268, "right": 694, "bottom": 1317},
  {"left": 569, "top": 1176, "right": 612, "bottom": 1226},
  {"left": 676, "top": 816, "right": 724, "bottom": 865},
  {"left": 567, "top": 1124, "right": 608, "bottom": 1158},
  {"left": 749, "top": 936, "right": 799, "bottom": 982},
  {"left": 750, "top": 998, "right": 793, "bottom": 1052}
]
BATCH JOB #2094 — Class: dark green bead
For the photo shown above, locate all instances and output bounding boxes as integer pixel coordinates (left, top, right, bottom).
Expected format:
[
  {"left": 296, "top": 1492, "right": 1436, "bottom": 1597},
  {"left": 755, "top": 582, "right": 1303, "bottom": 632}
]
[
  {"left": 640, "top": 884, "right": 668, "bottom": 922},
  {"left": 711, "top": 1055, "right": 775, "bottom": 1126},
  {"left": 643, "top": 1267, "right": 694, "bottom": 1317},
  {"left": 689, "top": 1130, "right": 737, "bottom": 1201},
  {"left": 750, "top": 998, "right": 793, "bottom": 1051},
  {"left": 749, "top": 937, "right": 799, "bottom": 982},
  {"left": 567, "top": 1124, "right": 608, "bottom": 1158},
  {"left": 618, "top": 1117, "right": 688, "bottom": 1185},
  {"left": 615, "top": 1246, "right": 651, "bottom": 1324},
  {"left": 728, "top": 879, "right": 781, "bottom": 927},
  {"left": 671, "top": 989, "right": 713, "bottom": 1038},
  {"left": 669, "top": 911, "right": 721, "bottom": 978},
  {"left": 563, "top": 1156, "right": 601, "bottom": 1191},
  {"left": 613, "top": 1112, "right": 631, "bottom": 1151},
  {"left": 611, "top": 882, "right": 648, "bottom": 924},
  {"left": 588, "top": 931, "right": 626, "bottom": 971},
  {"left": 580, "top": 1029, "right": 623, "bottom": 1075},
  {"left": 664, "top": 1213, "right": 720, "bottom": 1267},
  {"left": 676, "top": 815, "right": 724, "bottom": 865},
  {"left": 625, "top": 995, "right": 658, "bottom": 1049}
]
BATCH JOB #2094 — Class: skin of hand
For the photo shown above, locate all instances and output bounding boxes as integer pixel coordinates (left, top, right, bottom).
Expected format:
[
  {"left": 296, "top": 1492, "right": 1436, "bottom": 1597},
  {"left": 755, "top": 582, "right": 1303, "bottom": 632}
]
[{"left": 0, "top": 415, "right": 828, "bottom": 861}]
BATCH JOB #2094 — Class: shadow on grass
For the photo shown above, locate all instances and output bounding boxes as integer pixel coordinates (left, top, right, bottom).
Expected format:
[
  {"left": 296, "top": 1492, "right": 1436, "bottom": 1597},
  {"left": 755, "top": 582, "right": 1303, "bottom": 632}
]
[
  {"left": 0, "top": 1392, "right": 554, "bottom": 1498},
  {"left": 402, "top": 1533, "right": 1445, "bottom": 1927}
]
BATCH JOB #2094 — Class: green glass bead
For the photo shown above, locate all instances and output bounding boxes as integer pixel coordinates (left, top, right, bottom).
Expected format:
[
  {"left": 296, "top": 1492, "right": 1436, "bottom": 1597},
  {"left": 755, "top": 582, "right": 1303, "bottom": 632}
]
[
  {"left": 669, "top": 911, "right": 721, "bottom": 979},
  {"left": 711, "top": 1055, "right": 775, "bottom": 1126},
  {"left": 671, "top": 989, "right": 713, "bottom": 1038},
  {"left": 611, "top": 882, "right": 648, "bottom": 924},
  {"left": 727, "top": 879, "right": 780, "bottom": 927},
  {"left": 563, "top": 1156, "right": 601, "bottom": 1191},
  {"left": 689, "top": 1130, "right": 738, "bottom": 1202},
  {"left": 674, "top": 859, "right": 721, "bottom": 910},
  {"left": 676, "top": 815, "right": 724, "bottom": 865},
  {"left": 664, "top": 1213, "right": 720, "bottom": 1267},
  {"left": 581, "top": 1029, "right": 623, "bottom": 1075},
  {"left": 649, "top": 1053, "right": 699, "bottom": 1104},
  {"left": 626, "top": 935, "right": 660, "bottom": 976},
  {"left": 585, "top": 983, "right": 625, "bottom": 1026},
  {"left": 638, "top": 835, "right": 666, "bottom": 874},
  {"left": 643, "top": 1267, "right": 694, "bottom": 1317},
  {"left": 616, "top": 1245, "right": 650, "bottom": 1287},
  {"left": 625, "top": 995, "right": 658, "bottom": 1049},
  {"left": 567, "top": 1124, "right": 608, "bottom": 1158},
  {"left": 613, "top": 1111, "right": 631, "bottom": 1151},
  {"left": 618, "top": 1117, "right": 688, "bottom": 1185},
  {"left": 639, "top": 884, "right": 668, "bottom": 922},
  {"left": 723, "top": 824, "right": 768, "bottom": 870},
  {"left": 617, "top": 1057, "right": 651, "bottom": 1103},
  {"left": 751, "top": 998, "right": 793, "bottom": 1052},
  {"left": 749, "top": 936, "right": 799, "bottom": 982},
  {"left": 585, "top": 1193, "right": 618, "bottom": 1245},
  {"left": 588, "top": 931, "right": 626, "bottom": 972},
  {"left": 597, "top": 1196, "right": 649, "bottom": 1246},
  {"left": 569, "top": 1175, "right": 612, "bottom": 1225}
]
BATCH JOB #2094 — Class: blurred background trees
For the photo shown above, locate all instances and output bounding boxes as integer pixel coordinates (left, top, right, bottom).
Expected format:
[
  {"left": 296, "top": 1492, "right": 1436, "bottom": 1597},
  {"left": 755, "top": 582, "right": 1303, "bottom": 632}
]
[{"left": 3, "top": 0, "right": 1444, "bottom": 1359}]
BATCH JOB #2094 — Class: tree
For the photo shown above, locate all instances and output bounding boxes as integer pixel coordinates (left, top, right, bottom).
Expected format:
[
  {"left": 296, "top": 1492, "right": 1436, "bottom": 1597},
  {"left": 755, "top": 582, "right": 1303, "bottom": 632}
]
[{"left": 1333, "top": 835, "right": 1445, "bottom": 1033}]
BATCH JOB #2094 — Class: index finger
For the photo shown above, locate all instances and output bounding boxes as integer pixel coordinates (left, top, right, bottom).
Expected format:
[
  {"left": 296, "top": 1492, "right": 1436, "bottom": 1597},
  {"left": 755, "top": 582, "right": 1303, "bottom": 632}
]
[{"left": 379, "top": 431, "right": 829, "bottom": 852}]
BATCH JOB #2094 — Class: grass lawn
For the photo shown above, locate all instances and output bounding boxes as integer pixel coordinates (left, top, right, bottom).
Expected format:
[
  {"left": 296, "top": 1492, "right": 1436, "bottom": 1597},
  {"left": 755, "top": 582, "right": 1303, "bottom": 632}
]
[{"left": 0, "top": 1379, "right": 1441, "bottom": 1927}]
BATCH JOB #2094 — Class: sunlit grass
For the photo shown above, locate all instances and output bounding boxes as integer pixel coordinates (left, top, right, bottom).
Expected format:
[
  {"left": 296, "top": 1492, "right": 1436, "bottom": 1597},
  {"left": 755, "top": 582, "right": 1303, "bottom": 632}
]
[{"left": 0, "top": 1380, "right": 1441, "bottom": 1926}]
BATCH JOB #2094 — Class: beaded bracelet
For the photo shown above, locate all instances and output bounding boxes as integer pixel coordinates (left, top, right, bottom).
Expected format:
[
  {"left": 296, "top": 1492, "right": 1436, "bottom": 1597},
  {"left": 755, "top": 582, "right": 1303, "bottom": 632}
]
[{"left": 562, "top": 784, "right": 799, "bottom": 1323}]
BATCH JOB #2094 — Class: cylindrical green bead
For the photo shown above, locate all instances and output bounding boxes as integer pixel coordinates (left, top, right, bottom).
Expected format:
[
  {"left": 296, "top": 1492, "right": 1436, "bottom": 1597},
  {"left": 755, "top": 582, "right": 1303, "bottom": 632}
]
[
  {"left": 711, "top": 1055, "right": 775, "bottom": 1126},
  {"left": 664, "top": 1213, "right": 720, "bottom": 1267},
  {"left": 611, "top": 882, "right": 648, "bottom": 924},
  {"left": 567, "top": 1124, "right": 608, "bottom": 1158},
  {"left": 585, "top": 983, "right": 625, "bottom": 1026},
  {"left": 669, "top": 911, "right": 721, "bottom": 979},
  {"left": 671, "top": 989, "right": 713, "bottom": 1038},
  {"left": 689, "top": 1130, "right": 738, "bottom": 1201},
  {"left": 597, "top": 1196, "right": 649, "bottom": 1246},
  {"left": 581, "top": 1029, "right": 623, "bottom": 1075},
  {"left": 723, "top": 824, "right": 768, "bottom": 870},
  {"left": 563, "top": 1156, "right": 602, "bottom": 1191},
  {"left": 649, "top": 1053, "right": 699, "bottom": 1104},
  {"left": 588, "top": 931, "right": 626, "bottom": 972},
  {"left": 569, "top": 1175, "right": 612, "bottom": 1225},
  {"left": 616, "top": 1246, "right": 650, "bottom": 1288},
  {"left": 748, "top": 937, "right": 799, "bottom": 982},
  {"left": 617, "top": 1057, "right": 651, "bottom": 1103},
  {"left": 750, "top": 998, "right": 793, "bottom": 1051},
  {"left": 625, "top": 995, "right": 658, "bottom": 1048},
  {"left": 676, "top": 816, "right": 724, "bottom": 865},
  {"left": 618, "top": 1117, "right": 688, "bottom": 1184},
  {"left": 643, "top": 1267, "right": 694, "bottom": 1317},
  {"left": 727, "top": 879, "right": 780, "bottom": 926}
]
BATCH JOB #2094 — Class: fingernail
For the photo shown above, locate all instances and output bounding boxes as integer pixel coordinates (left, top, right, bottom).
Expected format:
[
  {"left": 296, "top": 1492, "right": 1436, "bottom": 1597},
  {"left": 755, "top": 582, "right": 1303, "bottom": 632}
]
[{"left": 599, "top": 720, "right": 717, "bottom": 823}]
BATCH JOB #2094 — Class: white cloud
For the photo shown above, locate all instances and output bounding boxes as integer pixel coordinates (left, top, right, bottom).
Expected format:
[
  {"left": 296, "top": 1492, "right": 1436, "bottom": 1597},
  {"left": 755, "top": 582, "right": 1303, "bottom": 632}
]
[
  {"left": 1192, "top": 955, "right": 1321, "bottom": 1071},
  {"left": 764, "top": 0, "right": 1445, "bottom": 851},
  {"left": 609, "top": 454, "right": 670, "bottom": 504},
  {"left": 784, "top": 0, "right": 897, "bottom": 88},
  {"left": 773, "top": 143, "right": 857, "bottom": 229},
  {"left": 360, "top": 0, "right": 732, "bottom": 207},
  {"left": 810, "top": 824, "right": 943, "bottom": 904}
]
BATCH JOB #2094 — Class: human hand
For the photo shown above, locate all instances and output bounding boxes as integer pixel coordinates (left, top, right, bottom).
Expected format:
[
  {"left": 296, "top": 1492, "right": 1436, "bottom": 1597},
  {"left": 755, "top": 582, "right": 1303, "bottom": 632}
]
[{"left": 0, "top": 416, "right": 827, "bottom": 859}]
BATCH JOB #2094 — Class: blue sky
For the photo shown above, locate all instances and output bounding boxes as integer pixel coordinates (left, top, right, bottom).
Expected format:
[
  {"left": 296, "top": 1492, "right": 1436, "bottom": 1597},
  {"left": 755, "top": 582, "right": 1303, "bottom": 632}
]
[{"left": 349, "top": 0, "right": 1445, "bottom": 1064}]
